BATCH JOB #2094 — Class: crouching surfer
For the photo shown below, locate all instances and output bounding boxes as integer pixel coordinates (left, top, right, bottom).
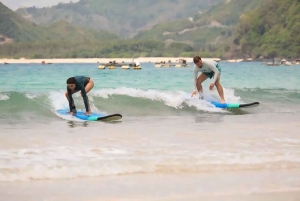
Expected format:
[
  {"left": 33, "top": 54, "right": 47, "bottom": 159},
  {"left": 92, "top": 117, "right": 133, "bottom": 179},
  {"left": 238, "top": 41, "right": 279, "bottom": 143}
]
[{"left": 65, "top": 76, "right": 94, "bottom": 116}]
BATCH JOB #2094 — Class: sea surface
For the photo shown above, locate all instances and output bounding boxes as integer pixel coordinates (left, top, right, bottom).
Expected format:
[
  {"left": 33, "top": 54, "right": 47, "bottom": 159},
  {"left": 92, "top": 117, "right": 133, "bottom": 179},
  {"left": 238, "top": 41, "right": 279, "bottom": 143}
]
[{"left": 0, "top": 61, "right": 300, "bottom": 201}]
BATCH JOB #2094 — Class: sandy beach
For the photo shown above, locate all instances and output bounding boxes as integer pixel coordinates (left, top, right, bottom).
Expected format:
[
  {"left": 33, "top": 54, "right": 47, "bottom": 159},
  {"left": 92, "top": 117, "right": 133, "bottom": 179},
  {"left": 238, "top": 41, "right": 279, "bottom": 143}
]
[{"left": 0, "top": 57, "right": 222, "bottom": 64}]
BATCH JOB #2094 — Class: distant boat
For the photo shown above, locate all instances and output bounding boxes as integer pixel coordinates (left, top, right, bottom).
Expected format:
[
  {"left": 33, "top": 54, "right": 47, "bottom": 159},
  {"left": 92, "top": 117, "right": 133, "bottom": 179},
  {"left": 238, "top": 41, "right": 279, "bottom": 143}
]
[
  {"left": 285, "top": 61, "right": 292, "bottom": 66},
  {"left": 155, "top": 59, "right": 189, "bottom": 68},
  {"left": 262, "top": 59, "right": 281, "bottom": 66}
]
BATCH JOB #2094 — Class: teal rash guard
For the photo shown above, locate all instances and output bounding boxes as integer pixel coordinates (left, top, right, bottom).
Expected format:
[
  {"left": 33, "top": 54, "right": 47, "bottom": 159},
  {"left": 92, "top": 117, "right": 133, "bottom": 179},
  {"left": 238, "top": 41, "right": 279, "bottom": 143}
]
[{"left": 67, "top": 76, "right": 89, "bottom": 112}]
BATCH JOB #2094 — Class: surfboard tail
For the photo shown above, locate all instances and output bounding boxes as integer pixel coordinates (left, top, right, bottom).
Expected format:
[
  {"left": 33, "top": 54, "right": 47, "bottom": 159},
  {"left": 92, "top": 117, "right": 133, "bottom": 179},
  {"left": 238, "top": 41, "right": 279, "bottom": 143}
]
[
  {"left": 97, "top": 114, "right": 122, "bottom": 121},
  {"left": 238, "top": 102, "right": 260, "bottom": 108},
  {"left": 210, "top": 101, "right": 259, "bottom": 109}
]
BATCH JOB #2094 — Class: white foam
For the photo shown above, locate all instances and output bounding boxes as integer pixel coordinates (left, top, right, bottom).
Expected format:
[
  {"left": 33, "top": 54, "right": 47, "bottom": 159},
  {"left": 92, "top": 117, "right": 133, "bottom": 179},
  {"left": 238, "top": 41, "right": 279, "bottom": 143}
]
[
  {"left": 185, "top": 96, "right": 225, "bottom": 112},
  {"left": 47, "top": 91, "right": 102, "bottom": 121},
  {"left": 45, "top": 87, "right": 243, "bottom": 115},
  {"left": 0, "top": 146, "right": 155, "bottom": 182},
  {"left": 91, "top": 87, "right": 242, "bottom": 112},
  {"left": 48, "top": 90, "right": 71, "bottom": 110},
  {"left": 207, "top": 88, "right": 242, "bottom": 104},
  {"left": 24, "top": 93, "right": 40, "bottom": 99},
  {"left": 47, "top": 91, "right": 80, "bottom": 121},
  {"left": 92, "top": 87, "right": 186, "bottom": 108},
  {"left": 0, "top": 93, "right": 9, "bottom": 101},
  {"left": 1, "top": 145, "right": 299, "bottom": 182}
]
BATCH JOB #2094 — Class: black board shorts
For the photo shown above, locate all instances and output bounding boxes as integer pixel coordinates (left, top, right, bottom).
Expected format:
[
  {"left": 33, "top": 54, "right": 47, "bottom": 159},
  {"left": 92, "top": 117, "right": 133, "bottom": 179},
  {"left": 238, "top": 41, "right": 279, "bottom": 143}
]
[{"left": 84, "top": 77, "right": 90, "bottom": 87}]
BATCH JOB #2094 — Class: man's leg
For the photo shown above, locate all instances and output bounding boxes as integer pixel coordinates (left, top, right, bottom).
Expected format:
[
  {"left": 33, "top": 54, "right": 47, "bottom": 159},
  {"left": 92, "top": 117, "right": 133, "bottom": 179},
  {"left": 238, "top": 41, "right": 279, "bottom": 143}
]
[
  {"left": 196, "top": 73, "right": 208, "bottom": 93},
  {"left": 81, "top": 79, "right": 95, "bottom": 112},
  {"left": 214, "top": 76, "right": 226, "bottom": 103},
  {"left": 84, "top": 78, "right": 94, "bottom": 93}
]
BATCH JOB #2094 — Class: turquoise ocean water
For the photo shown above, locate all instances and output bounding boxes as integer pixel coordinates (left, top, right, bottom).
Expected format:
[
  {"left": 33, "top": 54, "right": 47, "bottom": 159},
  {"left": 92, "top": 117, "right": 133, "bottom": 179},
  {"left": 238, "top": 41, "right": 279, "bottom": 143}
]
[
  {"left": 1, "top": 62, "right": 300, "bottom": 121},
  {"left": 1, "top": 61, "right": 300, "bottom": 199}
]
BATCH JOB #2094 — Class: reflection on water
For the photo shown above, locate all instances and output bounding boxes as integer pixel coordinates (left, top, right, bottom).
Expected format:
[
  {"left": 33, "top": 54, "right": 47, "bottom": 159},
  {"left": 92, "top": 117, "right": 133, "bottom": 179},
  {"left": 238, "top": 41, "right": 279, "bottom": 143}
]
[
  {"left": 67, "top": 121, "right": 89, "bottom": 128},
  {"left": 227, "top": 108, "right": 252, "bottom": 115},
  {"left": 67, "top": 119, "right": 122, "bottom": 128}
]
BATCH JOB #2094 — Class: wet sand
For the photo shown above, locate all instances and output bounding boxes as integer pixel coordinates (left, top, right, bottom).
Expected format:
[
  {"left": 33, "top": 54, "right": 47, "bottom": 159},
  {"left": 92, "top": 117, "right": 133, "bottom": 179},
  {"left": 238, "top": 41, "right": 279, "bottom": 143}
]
[{"left": 1, "top": 170, "right": 300, "bottom": 201}]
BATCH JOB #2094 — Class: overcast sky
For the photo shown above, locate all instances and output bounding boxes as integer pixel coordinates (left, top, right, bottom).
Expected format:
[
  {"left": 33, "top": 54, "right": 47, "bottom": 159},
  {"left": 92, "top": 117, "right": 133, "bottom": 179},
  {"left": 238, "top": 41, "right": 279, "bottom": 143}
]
[{"left": 1, "top": 0, "right": 79, "bottom": 10}]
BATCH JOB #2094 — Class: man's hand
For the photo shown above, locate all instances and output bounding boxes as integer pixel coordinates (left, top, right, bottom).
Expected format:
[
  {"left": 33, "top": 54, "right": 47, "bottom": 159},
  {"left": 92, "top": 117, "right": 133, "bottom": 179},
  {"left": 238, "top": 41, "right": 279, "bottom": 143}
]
[
  {"left": 191, "top": 90, "right": 197, "bottom": 97},
  {"left": 209, "top": 83, "right": 214, "bottom": 90}
]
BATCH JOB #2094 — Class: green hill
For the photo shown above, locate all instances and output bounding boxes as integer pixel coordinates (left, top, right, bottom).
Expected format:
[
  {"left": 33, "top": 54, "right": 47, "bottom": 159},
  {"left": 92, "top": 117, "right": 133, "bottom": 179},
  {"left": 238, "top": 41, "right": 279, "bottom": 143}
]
[
  {"left": 48, "top": 20, "right": 118, "bottom": 42},
  {"left": 0, "top": 2, "right": 54, "bottom": 43},
  {"left": 0, "top": 3, "right": 195, "bottom": 59},
  {"left": 231, "top": 0, "right": 300, "bottom": 58},
  {"left": 2, "top": 0, "right": 297, "bottom": 59},
  {"left": 133, "top": 0, "right": 268, "bottom": 54},
  {"left": 0, "top": 1, "right": 120, "bottom": 59},
  {"left": 193, "top": 0, "right": 268, "bottom": 26},
  {"left": 0, "top": 2, "right": 118, "bottom": 43},
  {"left": 15, "top": 0, "right": 224, "bottom": 38}
]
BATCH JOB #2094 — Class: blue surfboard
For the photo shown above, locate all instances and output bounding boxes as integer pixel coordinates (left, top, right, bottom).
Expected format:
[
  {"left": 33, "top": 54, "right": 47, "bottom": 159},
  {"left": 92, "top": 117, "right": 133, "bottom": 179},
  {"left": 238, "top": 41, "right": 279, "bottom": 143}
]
[
  {"left": 185, "top": 95, "right": 259, "bottom": 109},
  {"left": 210, "top": 101, "right": 259, "bottom": 108},
  {"left": 56, "top": 109, "right": 122, "bottom": 121}
]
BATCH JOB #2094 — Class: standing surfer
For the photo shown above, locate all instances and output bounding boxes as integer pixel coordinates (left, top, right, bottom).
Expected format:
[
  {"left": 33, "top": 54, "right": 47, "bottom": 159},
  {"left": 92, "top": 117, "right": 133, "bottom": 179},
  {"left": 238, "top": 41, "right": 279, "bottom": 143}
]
[{"left": 191, "top": 56, "right": 226, "bottom": 103}]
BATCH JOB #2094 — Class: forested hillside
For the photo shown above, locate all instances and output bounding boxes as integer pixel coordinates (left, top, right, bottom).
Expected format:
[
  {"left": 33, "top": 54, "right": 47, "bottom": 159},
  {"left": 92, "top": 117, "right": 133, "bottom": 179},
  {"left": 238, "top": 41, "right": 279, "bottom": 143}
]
[
  {"left": 15, "top": 0, "right": 224, "bottom": 38},
  {"left": 231, "top": 0, "right": 300, "bottom": 58},
  {"left": 0, "top": 2, "right": 118, "bottom": 43},
  {"left": 1, "top": 0, "right": 298, "bottom": 59},
  {"left": 133, "top": 0, "right": 268, "bottom": 56}
]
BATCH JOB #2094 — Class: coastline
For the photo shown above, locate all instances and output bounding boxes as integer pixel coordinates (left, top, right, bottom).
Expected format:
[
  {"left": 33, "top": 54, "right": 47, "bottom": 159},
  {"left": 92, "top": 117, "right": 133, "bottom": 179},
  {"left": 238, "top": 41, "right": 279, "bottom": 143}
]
[{"left": 0, "top": 57, "right": 221, "bottom": 64}]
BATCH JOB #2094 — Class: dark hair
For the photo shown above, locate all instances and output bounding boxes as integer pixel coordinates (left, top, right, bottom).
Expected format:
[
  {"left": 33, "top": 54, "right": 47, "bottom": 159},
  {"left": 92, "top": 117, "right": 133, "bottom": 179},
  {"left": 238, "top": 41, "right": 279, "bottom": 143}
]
[
  {"left": 193, "top": 56, "right": 202, "bottom": 64},
  {"left": 66, "top": 77, "right": 76, "bottom": 84}
]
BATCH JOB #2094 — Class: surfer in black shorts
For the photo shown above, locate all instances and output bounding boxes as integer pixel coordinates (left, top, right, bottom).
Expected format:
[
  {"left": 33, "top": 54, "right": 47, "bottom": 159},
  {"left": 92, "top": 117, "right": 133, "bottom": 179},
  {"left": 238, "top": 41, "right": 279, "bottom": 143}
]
[{"left": 65, "top": 76, "right": 94, "bottom": 116}]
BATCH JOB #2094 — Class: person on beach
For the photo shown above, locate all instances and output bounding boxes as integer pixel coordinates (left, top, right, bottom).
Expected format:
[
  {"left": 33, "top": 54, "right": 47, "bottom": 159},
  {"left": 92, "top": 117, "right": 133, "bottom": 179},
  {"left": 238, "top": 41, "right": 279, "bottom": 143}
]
[
  {"left": 65, "top": 76, "right": 94, "bottom": 116},
  {"left": 191, "top": 56, "right": 226, "bottom": 103}
]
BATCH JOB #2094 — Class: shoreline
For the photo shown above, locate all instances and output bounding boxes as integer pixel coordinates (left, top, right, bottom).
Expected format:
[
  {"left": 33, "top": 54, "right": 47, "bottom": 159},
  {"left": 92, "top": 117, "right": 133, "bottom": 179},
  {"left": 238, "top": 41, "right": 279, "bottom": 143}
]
[
  {"left": 0, "top": 57, "right": 221, "bottom": 64},
  {"left": 1, "top": 170, "right": 300, "bottom": 201}
]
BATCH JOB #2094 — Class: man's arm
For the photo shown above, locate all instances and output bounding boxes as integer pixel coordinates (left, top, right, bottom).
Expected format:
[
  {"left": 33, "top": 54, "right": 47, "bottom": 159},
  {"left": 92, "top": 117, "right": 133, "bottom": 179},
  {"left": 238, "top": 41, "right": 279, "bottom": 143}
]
[
  {"left": 74, "top": 76, "right": 89, "bottom": 112},
  {"left": 193, "top": 66, "right": 199, "bottom": 91},
  {"left": 67, "top": 87, "right": 73, "bottom": 112}
]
